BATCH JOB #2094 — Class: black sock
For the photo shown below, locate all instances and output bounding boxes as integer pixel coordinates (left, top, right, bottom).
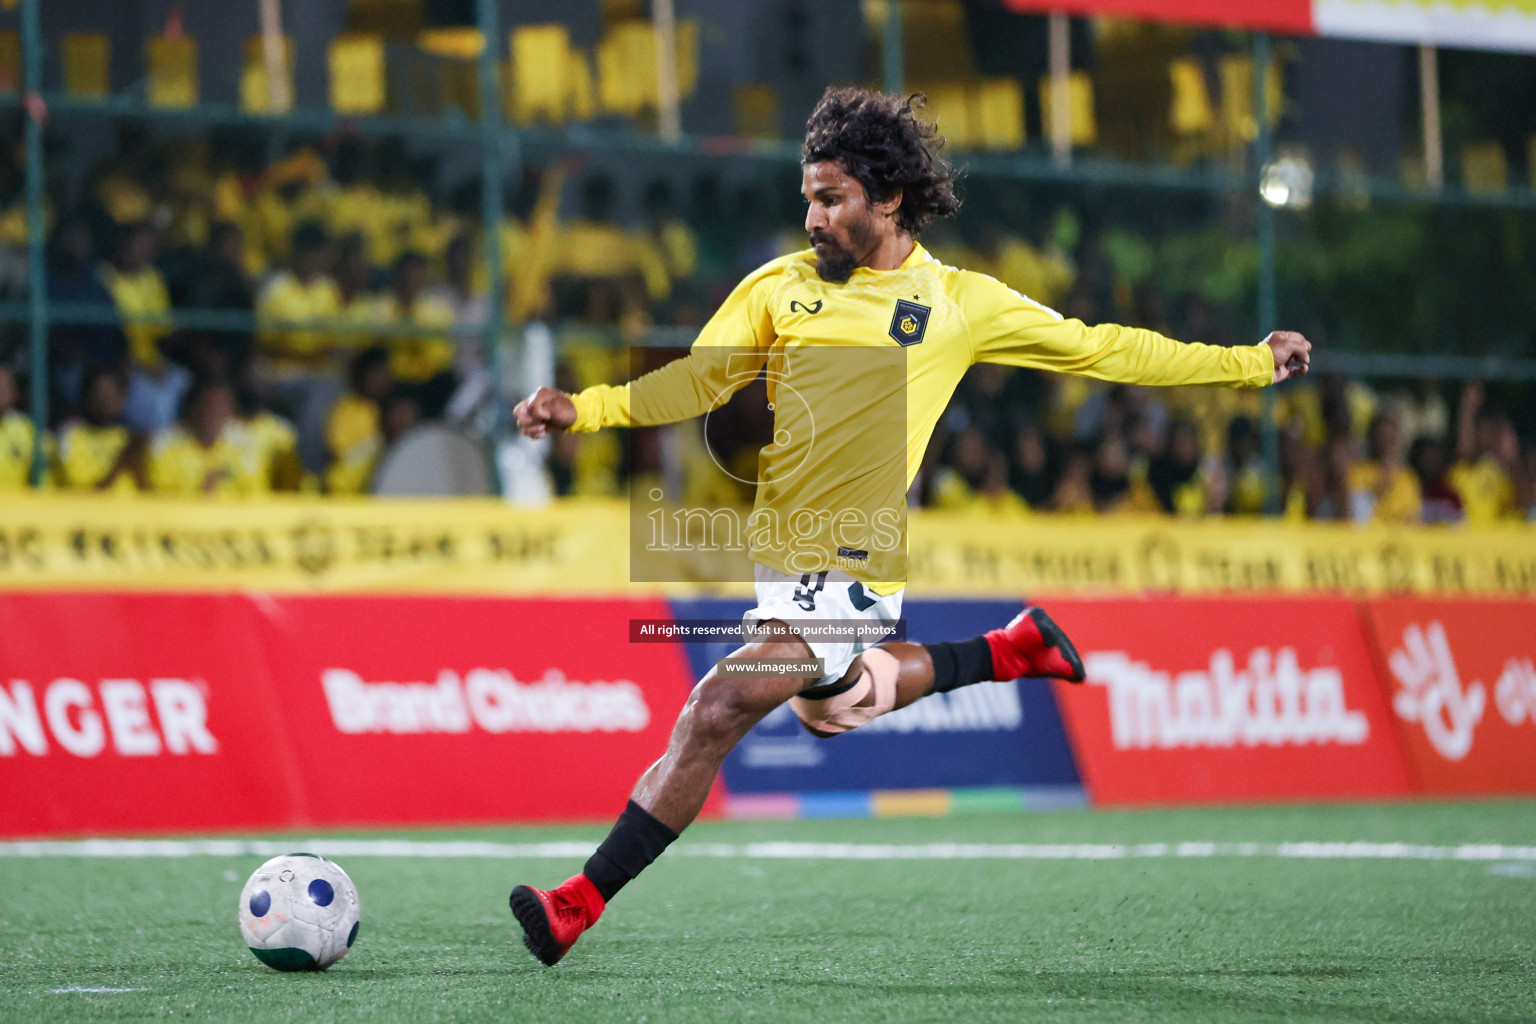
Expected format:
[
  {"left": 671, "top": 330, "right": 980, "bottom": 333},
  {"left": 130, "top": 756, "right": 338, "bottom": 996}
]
[
  {"left": 924, "top": 637, "right": 996, "bottom": 694},
  {"left": 582, "top": 800, "right": 679, "bottom": 902}
]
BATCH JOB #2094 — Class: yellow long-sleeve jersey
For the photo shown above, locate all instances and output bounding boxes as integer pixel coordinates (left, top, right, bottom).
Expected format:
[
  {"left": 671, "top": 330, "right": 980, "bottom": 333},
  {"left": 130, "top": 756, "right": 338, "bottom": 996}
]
[{"left": 570, "top": 244, "right": 1274, "bottom": 584}]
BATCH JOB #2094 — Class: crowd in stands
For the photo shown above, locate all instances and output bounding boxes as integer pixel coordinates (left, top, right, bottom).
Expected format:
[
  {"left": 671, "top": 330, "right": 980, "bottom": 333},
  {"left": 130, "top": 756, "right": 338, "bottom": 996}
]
[
  {"left": 0, "top": 125, "right": 1533, "bottom": 524},
  {"left": 0, "top": 129, "right": 667, "bottom": 496},
  {"left": 916, "top": 371, "right": 1536, "bottom": 525}
]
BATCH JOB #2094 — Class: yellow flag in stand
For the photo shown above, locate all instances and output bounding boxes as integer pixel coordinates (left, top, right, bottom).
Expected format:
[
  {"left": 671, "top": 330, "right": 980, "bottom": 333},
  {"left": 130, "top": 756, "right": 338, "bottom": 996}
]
[
  {"left": 1218, "top": 54, "right": 1281, "bottom": 143},
  {"left": 418, "top": 27, "right": 482, "bottom": 118},
  {"left": 568, "top": 47, "right": 596, "bottom": 122},
  {"left": 62, "top": 33, "right": 111, "bottom": 98},
  {"left": 0, "top": 32, "right": 18, "bottom": 94},
  {"left": 1462, "top": 140, "right": 1509, "bottom": 194},
  {"left": 241, "top": 35, "right": 294, "bottom": 114},
  {"left": 597, "top": 19, "right": 654, "bottom": 115},
  {"left": 733, "top": 84, "right": 780, "bottom": 139},
  {"left": 596, "top": 18, "right": 698, "bottom": 117},
  {"left": 329, "top": 34, "right": 386, "bottom": 114},
  {"left": 974, "top": 78, "right": 1025, "bottom": 151},
  {"left": 418, "top": 27, "right": 483, "bottom": 61},
  {"left": 1169, "top": 57, "right": 1215, "bottom": 135},
  {"left": 146, "top": 36, "right": 197, "bottom": 108},
  {"left": 916, "top": 83, "right": 974, "bottom": 151},
  {"left": 510, "top": 24, "right": 570, "bottom": 124},
  {"left": 1038, "top": 70, "right": 1097, "bottom": 147},
  {"left": 674, "top": 19, "right": 699, "bottom": 97}
]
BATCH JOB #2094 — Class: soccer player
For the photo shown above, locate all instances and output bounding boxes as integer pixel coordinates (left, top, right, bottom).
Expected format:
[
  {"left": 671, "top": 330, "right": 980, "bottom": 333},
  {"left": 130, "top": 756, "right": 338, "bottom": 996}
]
[{"left": 508, "top": 87, "right": 1312, "bottom": 966}]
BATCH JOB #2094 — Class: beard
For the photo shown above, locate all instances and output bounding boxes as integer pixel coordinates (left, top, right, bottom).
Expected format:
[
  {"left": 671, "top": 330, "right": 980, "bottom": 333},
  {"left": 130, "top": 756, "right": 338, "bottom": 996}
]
[
  {"left": 812, "top": 241, "right": 857, "bottom": 283},
  {"left": 810, "top": 216, "right": 879, "bottom": 283}
]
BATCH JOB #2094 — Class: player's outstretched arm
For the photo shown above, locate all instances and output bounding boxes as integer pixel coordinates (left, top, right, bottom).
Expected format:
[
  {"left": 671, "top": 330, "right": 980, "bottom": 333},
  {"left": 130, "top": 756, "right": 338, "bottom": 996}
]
[
  {"left": 1265, "top": 330, "right": 1311, "bottom": 384},
  {"left": 958, "top": 271, "right": 1311, "bottom": 389},
  {"left": 513, "top": 387, "right": 577, "bottom": 440},
  {"left": 514, "top": 257, "right": 784, "bottom": 439}
]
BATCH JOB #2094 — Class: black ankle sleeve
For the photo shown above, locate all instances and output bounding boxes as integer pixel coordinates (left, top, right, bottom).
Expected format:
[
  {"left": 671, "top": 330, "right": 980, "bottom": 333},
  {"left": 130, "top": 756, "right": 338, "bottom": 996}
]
[
  {"left": 583, "top": 800, "right": 679, "bottom": 901},
  {"left": 924, "top": 637, "right": 995, "bottom": 694}
]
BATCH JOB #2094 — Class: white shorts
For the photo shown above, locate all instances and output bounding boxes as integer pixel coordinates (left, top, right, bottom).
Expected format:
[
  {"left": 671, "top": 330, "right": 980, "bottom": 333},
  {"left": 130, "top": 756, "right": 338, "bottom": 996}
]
[{"left": 741, "top": 564, "right": 905, "bottom": 688}]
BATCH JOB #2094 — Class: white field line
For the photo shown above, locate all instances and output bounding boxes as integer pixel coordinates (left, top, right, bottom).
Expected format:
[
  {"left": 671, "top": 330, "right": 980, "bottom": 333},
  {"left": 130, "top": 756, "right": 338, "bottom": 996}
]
[
  {"left": 49, "top": 987, "right": 143, "bottom": 994},
  {"left": 2, "top": 839, "right": 1535, "bottom": 862}
]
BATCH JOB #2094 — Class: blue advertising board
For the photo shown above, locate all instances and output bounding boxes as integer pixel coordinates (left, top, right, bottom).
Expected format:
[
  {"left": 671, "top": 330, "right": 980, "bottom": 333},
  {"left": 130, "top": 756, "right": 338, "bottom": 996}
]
[{"left": 668, "top": 598, "right": 1082, "bottom": 796}]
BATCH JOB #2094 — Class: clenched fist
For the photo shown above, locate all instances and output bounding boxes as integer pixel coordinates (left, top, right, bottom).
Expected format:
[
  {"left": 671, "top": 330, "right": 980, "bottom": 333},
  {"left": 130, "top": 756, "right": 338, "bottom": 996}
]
[
  {"left": 513, "top": 386, "right": 577, "bottom": 439},
  {"left": 1264, "top": 330, "right": 1312, "bottom": 384}
]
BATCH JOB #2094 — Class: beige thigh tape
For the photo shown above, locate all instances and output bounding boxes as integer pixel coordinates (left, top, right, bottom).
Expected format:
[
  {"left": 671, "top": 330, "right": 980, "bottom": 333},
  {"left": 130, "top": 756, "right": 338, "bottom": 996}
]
[{"left": 788, "top": 646, "right": 900, "bottom": 735}]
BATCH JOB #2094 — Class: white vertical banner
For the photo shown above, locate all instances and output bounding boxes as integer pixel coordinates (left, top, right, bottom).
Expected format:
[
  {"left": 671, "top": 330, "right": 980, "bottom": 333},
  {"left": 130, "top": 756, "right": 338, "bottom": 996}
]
[{"left": 1315, "top": 0, "right": 1536, "bottom": 52}]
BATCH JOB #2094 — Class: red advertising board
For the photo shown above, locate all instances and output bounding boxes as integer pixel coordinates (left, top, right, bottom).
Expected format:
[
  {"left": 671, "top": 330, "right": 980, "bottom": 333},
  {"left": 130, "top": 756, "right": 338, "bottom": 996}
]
[
  {"left": 1047, "top": 598, "right": 1413, "bottom": 806},
  {"left": 1002, "top": 0, "right": 1314, "bottom": 35},
  {"left": 0, "top": 592, "right": 306, "bottom": 836},
  {"left": 0, "top": 592, "right": 703, "bottom": 836},
  {"left": 1360, "top": 599, "right": 1536, "bottom": 795},
  {"left": 249, "top": 595, "right": 702, "bottom": 826}
]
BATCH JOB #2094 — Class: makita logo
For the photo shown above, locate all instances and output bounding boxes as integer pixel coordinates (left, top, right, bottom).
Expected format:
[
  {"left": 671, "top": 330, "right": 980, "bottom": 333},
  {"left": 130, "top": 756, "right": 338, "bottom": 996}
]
[
  {"left": 1085, "top": 648, "right": 1369, "bottom": 750},
  {"left": 322, "top": 668, "right": 650, "bottom": 736},
  {"left": 0, "top": 678, "right": 217, "bottom": 758}
]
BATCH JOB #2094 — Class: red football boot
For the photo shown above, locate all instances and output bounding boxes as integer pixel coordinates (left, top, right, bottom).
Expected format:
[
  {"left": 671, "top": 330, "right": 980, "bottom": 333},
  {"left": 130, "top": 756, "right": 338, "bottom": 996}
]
[
  {"left": 985, "top": 606, "right": 1086, "bottom": 683},
  {"left": 509, "top": 873, "right": 606, "bottom": 966}
]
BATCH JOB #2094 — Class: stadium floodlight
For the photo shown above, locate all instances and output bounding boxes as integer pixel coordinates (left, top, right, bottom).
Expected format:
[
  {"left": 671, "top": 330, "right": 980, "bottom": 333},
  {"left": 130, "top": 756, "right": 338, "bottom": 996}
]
[{"left": 1260, "top": 155, "right": 1315, "bottom": 209}]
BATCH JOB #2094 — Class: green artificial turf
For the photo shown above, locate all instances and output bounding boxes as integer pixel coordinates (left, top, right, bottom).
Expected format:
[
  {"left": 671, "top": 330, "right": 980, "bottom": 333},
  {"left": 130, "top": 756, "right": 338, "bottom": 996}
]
[{"left": 2, "top": 801, "right": 1534, "bottom": 1023}]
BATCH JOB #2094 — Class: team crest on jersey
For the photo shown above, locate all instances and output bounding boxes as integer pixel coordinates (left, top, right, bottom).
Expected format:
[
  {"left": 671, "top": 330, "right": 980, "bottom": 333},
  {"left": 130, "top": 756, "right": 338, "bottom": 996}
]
[{"left": 888, "top": 299, "right": 930, "bottom": 346}]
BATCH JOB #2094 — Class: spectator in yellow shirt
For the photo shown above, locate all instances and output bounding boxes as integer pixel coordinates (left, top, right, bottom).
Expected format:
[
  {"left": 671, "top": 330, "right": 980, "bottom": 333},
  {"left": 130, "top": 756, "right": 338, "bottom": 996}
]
[
  {"left": 256, "top": 221, "right": 343, "bottom": 376},
  {"left": 101, "top": 221, "right": 191, "bottom": 434},
  {"left": 1089, "top": 434, "right": 1161, "bottom": 514},
  {"left": 325, "top": 346, "right": 392, "bottom": 495},
  {"left": 1050, "top": 445, "right": 1096, "bottom": 514},
  {"left": 180, "top": 221, "right": 257, "bottom": 372},
  {"left": 1517, "top": 443, "right": 1536, "bottom": 521},
  {"left": 984, "top": 226, "right": 1076, "bottom": 314},
  {"left": 100, "top": 221, "right": 171, "bottom": 372},
  {"left": 1347, "top": 413, "right": 1422, "bottom": 524},
  {"left": 0, "top": 364, "right": 39, "bottom": 490},
  {"left": 1410, "top": 436, "right": 1464, "bottom": 525},
  {"left": 634, "top": 180, "right": 699, "bottom": 304},
  {"left": 371, "top": 251, "right": 456, "bottom": 417},
  {"left": 1216, "top": 416, "right": 1270, "bottom": 516},
  {"left": 426, "top": 235, "right": 490, "bottom": 377},
  {"left": 929, "top": 428, "right": 995, "bottom": 510},
  {"left": 230, "top": 383, "right": 303, "bottom": 492},
  {"left": 257, "top": 221, "right": 345, "bottom": 474},
  {"left": 332, "top": 231, "right": 377, "bottom": 347},
  {"left": 148, "top": 380, "right": 254, "bottom": 496},
  {"left": 1450, "top": 382, "right": 1517, "bottom": 523},
  {"left": 325, "top": 138, "right": 389, "bottom": 267},
  {"left": 250, "top": 148, "right": 328, "bottom": 267},
  {"left": 47, "top": 213, "right": 129, "bottom": 414},
  {"left": 1147, "top": 419, "right": 1209, "bottom": 517},
  {"left": 554, "top": 174, "right": 635, "bottom": 280},
  {"left": 552, "top": 174, "right": 651, "bottom": 325},
  {"left": 54, "top": 366, "right": 144, "bottom": 493}
]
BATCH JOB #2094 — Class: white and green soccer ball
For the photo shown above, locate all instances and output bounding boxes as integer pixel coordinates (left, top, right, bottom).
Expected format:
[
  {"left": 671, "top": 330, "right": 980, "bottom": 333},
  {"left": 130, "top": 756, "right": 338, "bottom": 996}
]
[{"left": 238, "top": 854, "right": 362, "bottom": 971}]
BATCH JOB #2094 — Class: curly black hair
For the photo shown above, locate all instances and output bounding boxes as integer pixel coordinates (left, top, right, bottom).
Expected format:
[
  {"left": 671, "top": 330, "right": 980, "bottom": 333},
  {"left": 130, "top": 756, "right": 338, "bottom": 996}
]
[{"left": 801, "top": 87, "right": 961, "bottom": 237}]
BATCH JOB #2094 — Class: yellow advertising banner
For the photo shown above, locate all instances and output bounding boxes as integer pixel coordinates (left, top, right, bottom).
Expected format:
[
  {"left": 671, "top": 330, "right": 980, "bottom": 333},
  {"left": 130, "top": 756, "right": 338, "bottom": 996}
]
[
  {"left": 906, "top": 512, "right": 1536, "bottom": 598},
  {"left": 0, "top": 496, "right": 1533, "bottom": 597}
]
